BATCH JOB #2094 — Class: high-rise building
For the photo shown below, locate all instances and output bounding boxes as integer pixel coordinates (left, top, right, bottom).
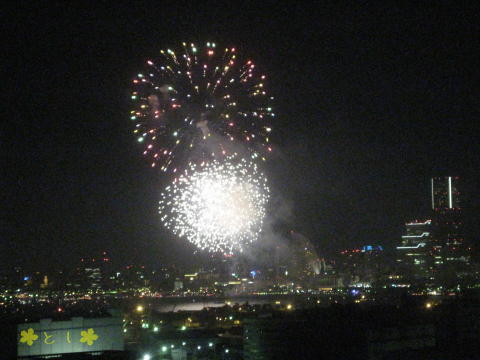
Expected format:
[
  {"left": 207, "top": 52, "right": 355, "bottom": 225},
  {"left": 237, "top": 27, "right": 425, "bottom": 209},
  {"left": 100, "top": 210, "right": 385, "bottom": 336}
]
[
  {"left": 85, "top": 267, "right": 102, "bottom": 289},
  {"left": 339, "top": 245, "right": 385, "bottom": 287},
  {"left": 72, "top": 252, "right": 111, "bottom": 290},
  {"left": 431, "top": 176, "right": 469, "bottom": 267},
  {"left": 429, "top": 176, "right": 474, "bottom": 290},
  {"left": 395, "top": 177, "right": 473, "bottom": 290},
  {"left": 396, "top": 219, "right": 434, "bottom": 284}
]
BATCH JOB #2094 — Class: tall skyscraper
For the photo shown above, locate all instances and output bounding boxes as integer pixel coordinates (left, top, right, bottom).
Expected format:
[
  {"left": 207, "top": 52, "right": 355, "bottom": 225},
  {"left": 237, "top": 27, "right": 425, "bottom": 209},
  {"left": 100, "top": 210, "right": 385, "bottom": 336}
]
[
  {"left": 430, "top": 176, "right": 470, "bottom": 284},
  {"left": 396, "top": 177, "right": 472, "bottom": 290},
  {"left": 396, "top": 219, "right": 434, "bottom": 284}
]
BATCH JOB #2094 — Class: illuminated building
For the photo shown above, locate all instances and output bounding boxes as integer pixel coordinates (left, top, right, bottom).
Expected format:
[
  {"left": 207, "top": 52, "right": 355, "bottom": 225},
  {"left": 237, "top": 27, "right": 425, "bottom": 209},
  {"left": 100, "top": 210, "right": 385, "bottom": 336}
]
[
  {"left": 339, "top": 245, "right": 385, "bottom": 287},
  {"left": 431, "top": 177, "right": 464, "bottom": 259},
  {"left": 174, "top": 278, "right": 184, "bottom": 291},
  {"left": 73, "top": 252, "right": 111, "bottom": 290},
  {"left": 432, "top": 177, "right": 467, "bottom": 260},
  {"left": 395, "top": 177, "right": 472, "bottom": 289},
  {"left": 85, "top": 267, "right": 101, "bottom": 289},
  {"left": 396, "top": 219, "right": 434, "bottom": 285},
  {"left": 120, "top": 265, "right": 150, "bottom": 289},
  {"left": 431, "top": 176, "right": 470, "bottom": 286},
  {"left": 431, "top": 177, "right": 468, "bottom": 261},
  {"left": 39, "top": 275, "right": 49, "bottom": 289}
]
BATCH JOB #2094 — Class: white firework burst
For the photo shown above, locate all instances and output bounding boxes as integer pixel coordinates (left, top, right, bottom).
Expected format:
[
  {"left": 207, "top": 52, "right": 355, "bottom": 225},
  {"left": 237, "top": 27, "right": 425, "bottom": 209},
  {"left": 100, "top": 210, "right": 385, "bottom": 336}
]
[{"left": 159, "top": 155, "right": 269, "bottom": 254}]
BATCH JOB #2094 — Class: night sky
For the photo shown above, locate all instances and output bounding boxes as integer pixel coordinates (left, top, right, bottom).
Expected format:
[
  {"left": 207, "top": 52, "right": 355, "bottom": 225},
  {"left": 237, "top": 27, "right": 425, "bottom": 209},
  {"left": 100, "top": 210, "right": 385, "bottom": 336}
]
[{"left": 3, "top": 2, "right": 479, "bottom": 271}]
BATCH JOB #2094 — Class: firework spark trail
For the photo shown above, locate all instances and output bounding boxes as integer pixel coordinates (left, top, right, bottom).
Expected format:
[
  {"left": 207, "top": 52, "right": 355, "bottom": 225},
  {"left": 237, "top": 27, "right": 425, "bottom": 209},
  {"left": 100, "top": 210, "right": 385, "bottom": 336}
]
[
  {"left": 131, "top": 42, "right": 274, "bottom": 174},
  {"left": 159, "top": 155, "right": 269, "bottom": 254}
]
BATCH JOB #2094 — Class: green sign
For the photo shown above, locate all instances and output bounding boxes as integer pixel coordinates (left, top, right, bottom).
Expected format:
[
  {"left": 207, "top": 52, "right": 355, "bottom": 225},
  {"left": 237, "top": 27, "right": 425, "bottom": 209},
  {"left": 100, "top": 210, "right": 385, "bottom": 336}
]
[{"left": 18, "top": 317, "right": 123, "bottom": 357}]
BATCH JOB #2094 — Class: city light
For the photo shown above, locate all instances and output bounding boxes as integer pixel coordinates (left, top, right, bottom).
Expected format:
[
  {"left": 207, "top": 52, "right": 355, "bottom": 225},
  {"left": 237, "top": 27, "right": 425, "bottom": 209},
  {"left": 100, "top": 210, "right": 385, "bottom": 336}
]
[
  {"left": 143, "top": 354, "right": 151, "bottom": 360},
  {"left": 448, "top": 176, "right": 453, "bottom": 208},
  {"left": 136, "top": 305, "right": 144, "bottom": 312}
]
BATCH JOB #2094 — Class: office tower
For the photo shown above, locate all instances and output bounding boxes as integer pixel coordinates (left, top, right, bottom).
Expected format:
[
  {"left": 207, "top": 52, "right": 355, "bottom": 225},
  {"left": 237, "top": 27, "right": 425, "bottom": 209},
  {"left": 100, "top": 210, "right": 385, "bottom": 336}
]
[
  {"left": 396, "top": 219, "right": 434, "bottom": 284},
  {"left": 339, "top": 245, "right": 385, "bottom": 287},
  {"left": 431, "top": 176, "right": 469, "bottom": 265}
]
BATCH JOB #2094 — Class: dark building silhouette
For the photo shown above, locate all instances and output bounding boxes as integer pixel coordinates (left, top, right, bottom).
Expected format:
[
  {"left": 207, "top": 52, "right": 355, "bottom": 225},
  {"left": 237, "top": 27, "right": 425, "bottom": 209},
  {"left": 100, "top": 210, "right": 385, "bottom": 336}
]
[{"left": 431, "top": 177, "right": 471, "bottom": 285}]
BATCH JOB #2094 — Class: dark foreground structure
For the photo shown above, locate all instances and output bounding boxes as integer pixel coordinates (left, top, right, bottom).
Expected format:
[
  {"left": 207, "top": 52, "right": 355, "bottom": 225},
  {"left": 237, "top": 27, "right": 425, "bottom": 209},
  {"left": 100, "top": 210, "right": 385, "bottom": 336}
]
[
  {"left": 3, "top": 295, "right": 480, "bottom": 359},
  {"left": 244, "top": 299, "right": 480, "bottom": 360}
]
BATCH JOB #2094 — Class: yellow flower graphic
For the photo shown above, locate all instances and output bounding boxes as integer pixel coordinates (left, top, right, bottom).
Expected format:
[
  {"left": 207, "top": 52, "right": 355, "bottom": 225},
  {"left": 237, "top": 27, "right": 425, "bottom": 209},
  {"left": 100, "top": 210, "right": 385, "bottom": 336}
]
[
  {"left": 80, "top": 328, "right": 99, "bottom": 346},
  {"left": 20, "top": 328, "right": 38, "bottom": 346}
]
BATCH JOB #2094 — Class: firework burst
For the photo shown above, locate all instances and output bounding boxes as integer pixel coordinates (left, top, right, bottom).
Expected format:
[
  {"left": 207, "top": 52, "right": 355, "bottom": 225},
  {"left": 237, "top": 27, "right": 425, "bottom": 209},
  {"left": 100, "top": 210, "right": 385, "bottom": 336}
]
[
  {"left": 131, "top": 42, "right": 274, "bottom": 173},
  {"left": 159, "top": 154, "right": 269, "bottom": 254}
]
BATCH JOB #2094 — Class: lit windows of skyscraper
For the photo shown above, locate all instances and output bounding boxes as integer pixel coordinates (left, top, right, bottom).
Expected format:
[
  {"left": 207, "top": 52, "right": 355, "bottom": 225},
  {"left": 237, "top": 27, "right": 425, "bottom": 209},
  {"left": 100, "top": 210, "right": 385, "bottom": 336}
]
[
  {"left": 395, "top": 177, "right": 472, "bottom": 290},
  {"left": 431, "top": 176, "right": 460, "bottom": 210},
  {"left": 396, "top": 219, "right": 434, "bottom": 285},
  {"left": 85, "top": 267, "right": 102, "bottom": 289},
  {"left": 430, "top": 177, "right": 468, "bottom": 264}
]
